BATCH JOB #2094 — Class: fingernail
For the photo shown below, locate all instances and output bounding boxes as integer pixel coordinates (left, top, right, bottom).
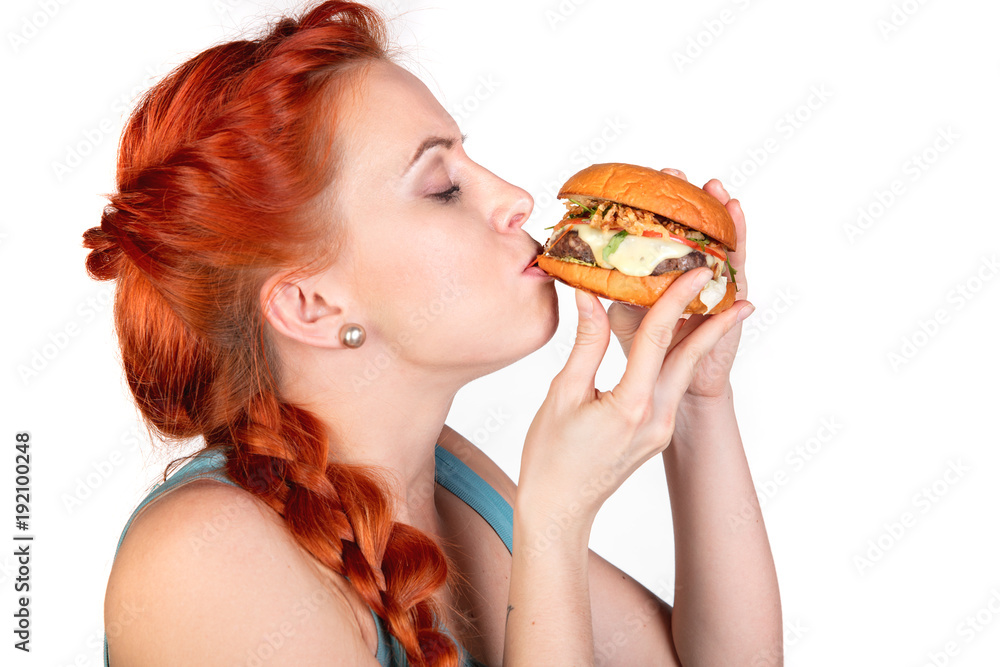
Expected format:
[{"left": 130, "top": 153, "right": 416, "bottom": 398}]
[
  {"left": 737, "top": 303, "right": 755, "bottom": 322},
  {"left": 576, "top": 289, "right": 593, "bottom": 319}
]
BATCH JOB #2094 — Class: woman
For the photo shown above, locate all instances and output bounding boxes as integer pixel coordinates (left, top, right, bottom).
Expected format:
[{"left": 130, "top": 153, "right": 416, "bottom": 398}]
[{"left": 87, "top": 2, "right": 781, "bottom": 665}]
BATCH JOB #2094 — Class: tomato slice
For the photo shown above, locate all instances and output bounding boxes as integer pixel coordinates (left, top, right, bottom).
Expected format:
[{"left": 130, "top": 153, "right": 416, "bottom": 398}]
[
  {"left": 665, "top": 231, "right": 700, "bottom": 250},
  {"left": 703, "top": 245, "right": 727, "bottom": 262},
  {"left": 663, "top": 231, "right": 727, "bottom": 261},
  {"left": 641, "top": 230, "right": 662, "bottom": 238}
]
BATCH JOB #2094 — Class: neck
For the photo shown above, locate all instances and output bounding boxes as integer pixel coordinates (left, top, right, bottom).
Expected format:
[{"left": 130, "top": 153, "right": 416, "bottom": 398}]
[{"left": 279, "top": 345, "right": 483, "bottom": 536}]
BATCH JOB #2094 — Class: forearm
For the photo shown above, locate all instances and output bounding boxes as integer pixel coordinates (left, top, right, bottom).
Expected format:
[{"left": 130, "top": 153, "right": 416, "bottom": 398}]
[
  {"left": 664, "top": 385, "right": 782, "bottom": 666},
  {"left": 504, "top": 497, "right": 594, "bottom": 666}
]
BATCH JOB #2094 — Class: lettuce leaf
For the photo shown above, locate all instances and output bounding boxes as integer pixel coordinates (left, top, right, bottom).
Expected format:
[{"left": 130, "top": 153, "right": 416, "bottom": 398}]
[{"left": 602, "top": 230, "right": 629, "bottom": 263}]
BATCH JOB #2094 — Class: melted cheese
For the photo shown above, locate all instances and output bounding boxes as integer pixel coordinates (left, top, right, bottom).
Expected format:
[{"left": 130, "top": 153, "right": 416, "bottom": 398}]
[
  {"left": 699, "top": 276, "right": 728, "bottom": 312},
  {"left": 571, "top": 224, "right": 693, "bottom": 277}
]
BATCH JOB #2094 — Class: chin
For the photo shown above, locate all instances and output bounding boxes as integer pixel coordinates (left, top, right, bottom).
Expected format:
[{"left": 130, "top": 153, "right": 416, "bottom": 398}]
[
  {"left": 517, "top": 282, "right": 560, "bottom": 361},
  {"left": 472, "top": 284, "right": 559, "bottom": 374}
]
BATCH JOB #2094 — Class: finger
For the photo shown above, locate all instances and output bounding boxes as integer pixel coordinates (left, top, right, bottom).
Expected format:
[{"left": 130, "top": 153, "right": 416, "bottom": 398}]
[
  {"left": 660, "top": 168, "right": 688, "bottom": 182},
  {"left": 665, "top": 313, "right": 704, "bottom": 355},
  {"left": 553, "top": 289, "right": 611, "bottom": 402},
  {"left": 702, "top": 178, "right": 730, "bottom": 205},
  {"left": 656, "top": 299, "right": 754, "bottom": 407},
  {"left": 612, "top": 268, "right": 713, "bottom": 405},
  {"left": 607, "top": 301, "right": 647, "bottom": 357},
  {"left": 666, "top": 296, "right": 746, "bottom": 356},
  {"left": 610, "top": 303, "right": 687, "bottom": 359},
  {"left": 727, "top": 197, "right": 748, "bottom": 300}
]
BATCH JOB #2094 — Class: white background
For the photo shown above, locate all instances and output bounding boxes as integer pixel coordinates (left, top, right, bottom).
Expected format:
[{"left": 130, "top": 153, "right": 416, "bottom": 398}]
[{"left": 2, "top": 0, "right": 999, "bottom": 665}]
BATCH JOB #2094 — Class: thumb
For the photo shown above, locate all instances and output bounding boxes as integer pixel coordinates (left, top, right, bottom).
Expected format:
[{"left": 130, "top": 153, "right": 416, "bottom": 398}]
[{"left": 554, "top": 289, "right": 610, "bottom": 400}]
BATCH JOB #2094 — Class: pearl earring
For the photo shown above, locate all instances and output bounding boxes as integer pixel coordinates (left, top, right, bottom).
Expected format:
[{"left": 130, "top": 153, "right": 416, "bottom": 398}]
[{"left": 338, "top": 323, "right": 366, "bottom": 349}]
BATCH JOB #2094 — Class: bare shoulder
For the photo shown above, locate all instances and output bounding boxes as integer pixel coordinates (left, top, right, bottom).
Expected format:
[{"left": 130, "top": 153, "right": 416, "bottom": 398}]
[
  {"left": 105, "top": 478, "right": 379, "bottom": 666},
  {"left": 437, "top": 423, "right": 517, "bottom": 505}
]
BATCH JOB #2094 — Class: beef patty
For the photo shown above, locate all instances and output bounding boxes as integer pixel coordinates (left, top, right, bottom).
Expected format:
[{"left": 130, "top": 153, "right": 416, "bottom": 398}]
[{"left": 546, "top": 229, "right": 707, "bottom": 276}]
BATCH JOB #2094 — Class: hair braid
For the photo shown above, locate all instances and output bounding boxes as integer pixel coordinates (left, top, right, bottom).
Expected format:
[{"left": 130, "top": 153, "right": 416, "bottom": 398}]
[{"left": 84, "top": 3, "right": 461, "bottom": 665}]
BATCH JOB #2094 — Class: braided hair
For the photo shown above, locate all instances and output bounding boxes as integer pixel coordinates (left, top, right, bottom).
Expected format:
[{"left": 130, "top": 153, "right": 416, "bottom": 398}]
[{"left": 83, "top": 3, "right": 459, "bottom": 664}]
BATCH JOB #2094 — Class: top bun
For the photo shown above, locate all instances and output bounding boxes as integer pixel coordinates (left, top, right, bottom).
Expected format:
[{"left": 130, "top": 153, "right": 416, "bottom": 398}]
[{"left": 558, "top": 163, "right": 737, "bottom": 251}]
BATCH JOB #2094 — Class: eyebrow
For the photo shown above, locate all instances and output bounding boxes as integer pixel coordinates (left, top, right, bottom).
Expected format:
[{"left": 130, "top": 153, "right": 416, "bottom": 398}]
[{"left": 404, "top": 133, "right": 467, "bottom": 175}]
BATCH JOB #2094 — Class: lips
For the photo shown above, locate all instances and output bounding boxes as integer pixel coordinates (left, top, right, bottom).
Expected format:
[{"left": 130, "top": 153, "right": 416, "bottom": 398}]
[{"left": 523, "top": 239, "right": 544, "bottom": 271}]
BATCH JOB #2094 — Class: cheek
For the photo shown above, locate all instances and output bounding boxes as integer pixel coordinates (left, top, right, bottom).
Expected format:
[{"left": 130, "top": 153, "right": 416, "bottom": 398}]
[
  {"left": 349, "top": 220, "right": 524, "bottom": 346},
  {"left": 357, "top": 242, "right": 473, "bottom": 336},
  {"left": 392, "top": 258, "right": 514, "bottom": 354}
]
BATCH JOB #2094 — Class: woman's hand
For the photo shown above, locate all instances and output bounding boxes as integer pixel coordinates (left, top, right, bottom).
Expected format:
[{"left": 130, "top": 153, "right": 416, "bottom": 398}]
[
  {"left": 509, "top": 195, "right": 771, "bottom": 665},
  {"left": 607, "top": 169, "right": 751, "bottom": 400},
  {"left": 517, "top": 265, "right": 751, "bottom": 523}
]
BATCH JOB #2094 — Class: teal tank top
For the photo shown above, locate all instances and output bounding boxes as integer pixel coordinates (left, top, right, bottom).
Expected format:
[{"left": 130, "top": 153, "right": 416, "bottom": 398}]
[{"left": 103, "top": 445, "right": 513, "bottom": 667}]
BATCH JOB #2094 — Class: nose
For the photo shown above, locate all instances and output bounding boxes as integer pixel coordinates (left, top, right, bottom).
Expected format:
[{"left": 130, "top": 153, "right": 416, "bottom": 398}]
[{"left": 492, "top": 178, "right": 534, "bottom": 232}]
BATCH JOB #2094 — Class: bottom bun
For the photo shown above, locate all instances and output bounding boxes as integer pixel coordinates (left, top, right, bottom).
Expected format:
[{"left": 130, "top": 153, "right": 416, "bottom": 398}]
[{"left": 536, "top": 255, "right": 737, "bottom": 313}]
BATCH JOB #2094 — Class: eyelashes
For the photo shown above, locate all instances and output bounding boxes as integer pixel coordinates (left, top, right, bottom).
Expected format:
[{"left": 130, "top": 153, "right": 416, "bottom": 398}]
[{"left": 431, "top": 184, "right": 461, "bottom": 203}]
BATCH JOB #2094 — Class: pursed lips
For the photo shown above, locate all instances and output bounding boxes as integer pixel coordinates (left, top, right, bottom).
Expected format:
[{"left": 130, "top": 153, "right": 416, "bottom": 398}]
[{"left": 523, "top": 239, "right": 544, "bottom": 271}]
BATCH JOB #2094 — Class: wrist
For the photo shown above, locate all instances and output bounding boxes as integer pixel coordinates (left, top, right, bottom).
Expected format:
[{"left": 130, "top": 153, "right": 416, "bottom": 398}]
[
  {"left": 681, "top": 380, "right": 734, "bottom": 409},
  {"left": 513, "top": 491, "right": 594, "bottom": 553},
  {"left": 672, "top": 388, "right": 738, "bottom": 447}
]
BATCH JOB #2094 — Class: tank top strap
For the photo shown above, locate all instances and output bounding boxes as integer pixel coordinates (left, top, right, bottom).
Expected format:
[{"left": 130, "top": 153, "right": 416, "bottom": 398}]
[
  {"left": 368, "top": 607, "right": 488, "bottom": 667},
  {"left": 110, "top": 448, "right": 238, "bottom": 557},
  {"left": 104, "top": 445, "right": 506, "bottom": 666},
  {"left": 433, "top": 445, "right": 513, "bottom": 555},
  {"left": 104, "top": 448, "right": 236, "bottom": 666}
]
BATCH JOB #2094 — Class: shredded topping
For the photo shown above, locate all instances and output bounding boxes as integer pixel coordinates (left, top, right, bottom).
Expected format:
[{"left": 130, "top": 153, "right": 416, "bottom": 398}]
[{"left": 560, "top": 198, "right": 722, "bottom": 247}]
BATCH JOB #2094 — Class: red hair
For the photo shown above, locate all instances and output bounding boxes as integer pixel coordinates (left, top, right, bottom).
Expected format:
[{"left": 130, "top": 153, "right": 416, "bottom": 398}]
[{"left": 83, "top": 3, "right": 459, "bottom": 665}]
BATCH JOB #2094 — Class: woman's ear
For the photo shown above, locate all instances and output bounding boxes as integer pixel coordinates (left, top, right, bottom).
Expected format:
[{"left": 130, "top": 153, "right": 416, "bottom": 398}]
[{"left": 260, "top": 270, "right": 351, "bottom": 349}]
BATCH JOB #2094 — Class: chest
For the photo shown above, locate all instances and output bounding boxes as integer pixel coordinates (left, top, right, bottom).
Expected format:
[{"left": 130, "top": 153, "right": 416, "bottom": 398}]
[{"left": 432, "top": 483, "right": 513, "bottom": 666}]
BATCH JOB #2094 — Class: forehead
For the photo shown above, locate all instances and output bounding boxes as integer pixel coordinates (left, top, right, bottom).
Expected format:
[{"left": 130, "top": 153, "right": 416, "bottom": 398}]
[{"left": 337, "top": 61, "right": 459, "bottom": 177}]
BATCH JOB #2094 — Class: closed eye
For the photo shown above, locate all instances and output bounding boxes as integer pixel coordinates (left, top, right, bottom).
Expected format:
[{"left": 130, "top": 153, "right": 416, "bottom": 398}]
[{"left": 432, "top": 184, "right": 461, "bottom": 203}]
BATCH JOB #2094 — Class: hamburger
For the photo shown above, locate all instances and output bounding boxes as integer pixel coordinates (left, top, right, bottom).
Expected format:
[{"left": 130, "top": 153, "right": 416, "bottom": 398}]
[{"left": 533, "top": 163, "right": 738, "bottom": 313}]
